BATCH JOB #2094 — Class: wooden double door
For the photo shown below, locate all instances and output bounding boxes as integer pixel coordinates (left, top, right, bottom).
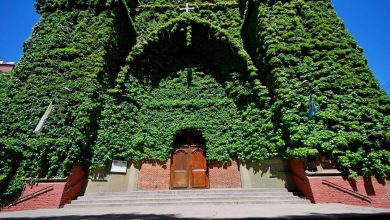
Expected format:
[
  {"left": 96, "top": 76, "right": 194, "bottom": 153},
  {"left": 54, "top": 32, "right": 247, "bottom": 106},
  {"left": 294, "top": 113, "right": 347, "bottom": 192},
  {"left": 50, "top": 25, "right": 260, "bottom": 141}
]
[{"left": 171, "top": 145, "right": 209, "bottom": 189}]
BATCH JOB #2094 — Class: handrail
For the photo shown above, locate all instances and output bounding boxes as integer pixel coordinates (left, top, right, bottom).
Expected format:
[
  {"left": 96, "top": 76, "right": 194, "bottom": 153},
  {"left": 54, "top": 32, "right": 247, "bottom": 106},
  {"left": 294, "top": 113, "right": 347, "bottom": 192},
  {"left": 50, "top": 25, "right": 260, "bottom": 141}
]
[
  {"left": 64, "top": 176, "right": 85, "bottom": 194},
  {"left": 24, "top": 178, "right": 67, "bottom": 183},
  {"left": 322, "top": 180, "right": 372, "bottom": 203},
  {"left": 8, "top": 185, "right": 54, "bottom": 207}
]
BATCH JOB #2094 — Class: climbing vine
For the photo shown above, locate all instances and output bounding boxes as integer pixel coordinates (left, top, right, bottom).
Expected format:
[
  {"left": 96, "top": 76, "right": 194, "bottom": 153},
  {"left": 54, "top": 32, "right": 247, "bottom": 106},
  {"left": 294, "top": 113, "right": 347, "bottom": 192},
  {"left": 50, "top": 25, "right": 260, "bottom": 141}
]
[
  {"left": 1, "top": 0, "right": 389, "bottom": 205},
  {"left": 0, "top": 0, "right": 134, "bottom": 204},
  {"left": 247, "top": 0, "right": 390, "bottom": 179},
  {"left": 133, "top": 0, "right": 242, "bottom": 42},
  {"left": 93, "top": 13, "right": 276, "bottom": 167}
]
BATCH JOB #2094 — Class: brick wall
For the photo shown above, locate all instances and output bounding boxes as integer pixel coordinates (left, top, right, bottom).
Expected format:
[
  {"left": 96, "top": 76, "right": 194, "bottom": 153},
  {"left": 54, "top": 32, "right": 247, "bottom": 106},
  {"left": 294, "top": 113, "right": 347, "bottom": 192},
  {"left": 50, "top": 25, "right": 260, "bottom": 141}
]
[
  {"left": 208, "top": 160, "right": 241, "bottom": 188},
  {"left": 290, "top": 160, "right": 390, "bottom": 208},
  {"left": 289, "top": 160, "right": 314, "bottom": 202},
  {"left": 138, "top": 159, "right": 242, "bottom": 189},
  {"left": 60, "top": 166, "right": 86, "bottom": 207},
  {"left": 2, "top": 183, "right": 66, "bottom": 212},
  {"left": 1, "top": 165, "right": 85, "bottom": 212},
  {"left": 138, "top": 160, "right": 171, "bottom": 190},
  {"left": 308, "top": 176, "right": 390, "bottom": 208}
]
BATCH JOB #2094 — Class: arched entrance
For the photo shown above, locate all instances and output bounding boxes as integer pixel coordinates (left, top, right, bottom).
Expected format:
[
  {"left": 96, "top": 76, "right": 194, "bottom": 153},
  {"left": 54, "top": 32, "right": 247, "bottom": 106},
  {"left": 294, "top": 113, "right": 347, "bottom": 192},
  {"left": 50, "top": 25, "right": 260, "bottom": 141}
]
[{"left": 170, "top": 129, "right": 209, "bottom": 189}]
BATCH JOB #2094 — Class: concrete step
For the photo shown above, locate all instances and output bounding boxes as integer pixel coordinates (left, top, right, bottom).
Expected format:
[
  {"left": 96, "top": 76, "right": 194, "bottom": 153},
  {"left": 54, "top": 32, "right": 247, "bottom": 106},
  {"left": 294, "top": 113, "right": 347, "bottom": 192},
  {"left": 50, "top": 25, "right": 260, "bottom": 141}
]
[
  {"left": 76, "top": 192, "right": 293, "bottom": 200},
  {"left": 64, "top": 188, "right": 309, "bottom": 208},
  {"left": 65, "top": 199, "right": 309, "bottom": 208},
  {"left": 71, "top": 196, "right": 304, "bottom": 204},
  {"left": 83, "top": 188, "right": 289, "bottom": 196},
  {"left": 74, "top": 195, "right": 301, "bottom": 202}
]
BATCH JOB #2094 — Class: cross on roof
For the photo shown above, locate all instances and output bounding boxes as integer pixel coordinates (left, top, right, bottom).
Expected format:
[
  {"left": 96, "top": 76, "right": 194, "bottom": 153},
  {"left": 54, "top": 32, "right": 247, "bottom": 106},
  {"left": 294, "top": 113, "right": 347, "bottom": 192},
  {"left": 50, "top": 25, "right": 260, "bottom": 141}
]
[{"left": 180, "top": 3, "right": 195, "bottom": 12}]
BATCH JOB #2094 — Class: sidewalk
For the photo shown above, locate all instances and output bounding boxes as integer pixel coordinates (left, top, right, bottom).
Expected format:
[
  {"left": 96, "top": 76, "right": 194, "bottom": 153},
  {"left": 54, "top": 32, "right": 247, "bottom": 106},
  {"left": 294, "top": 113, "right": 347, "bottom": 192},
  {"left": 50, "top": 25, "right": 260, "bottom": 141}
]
[{"left": 1, "top": 203, "right": 390, "bottom": 219}]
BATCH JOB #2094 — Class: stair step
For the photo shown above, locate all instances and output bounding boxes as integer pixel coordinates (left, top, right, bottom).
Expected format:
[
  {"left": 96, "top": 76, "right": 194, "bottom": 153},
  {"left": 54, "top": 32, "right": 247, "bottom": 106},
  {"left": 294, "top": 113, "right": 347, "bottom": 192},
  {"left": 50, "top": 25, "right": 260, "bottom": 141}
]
[
  {"left": 63, "top": 188, "right": 309, "bottom": 208},
  {"left": 65, "top": 199, "right": 309, "bottom": 208},
  {"left": 84, "top": 188, "right": 288, "bottom": 196},
  {"left": 72, "top": 196, "right": 303, "bottom": 204},
  {"left": 76, "top": 192, "right": 293, "bottom": 200}
]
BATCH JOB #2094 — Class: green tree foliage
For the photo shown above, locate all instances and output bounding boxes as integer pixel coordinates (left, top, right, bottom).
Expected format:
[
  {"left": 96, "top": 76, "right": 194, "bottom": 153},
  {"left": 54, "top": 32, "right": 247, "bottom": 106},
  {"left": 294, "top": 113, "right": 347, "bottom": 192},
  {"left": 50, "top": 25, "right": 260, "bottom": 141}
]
[{"left": 1, "top": 0, "right": 389, "bottom": 204}]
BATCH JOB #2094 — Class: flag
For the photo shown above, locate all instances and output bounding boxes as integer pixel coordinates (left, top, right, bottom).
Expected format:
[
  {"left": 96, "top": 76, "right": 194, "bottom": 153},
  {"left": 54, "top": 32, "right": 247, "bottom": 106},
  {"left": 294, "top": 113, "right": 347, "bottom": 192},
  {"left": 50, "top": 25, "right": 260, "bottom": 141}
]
[
  {"left": 34, "top": 102, "right": 54, "bottom": 132},
  {"left": 308, "top": 94, "right": 317, "bottom": 120}
]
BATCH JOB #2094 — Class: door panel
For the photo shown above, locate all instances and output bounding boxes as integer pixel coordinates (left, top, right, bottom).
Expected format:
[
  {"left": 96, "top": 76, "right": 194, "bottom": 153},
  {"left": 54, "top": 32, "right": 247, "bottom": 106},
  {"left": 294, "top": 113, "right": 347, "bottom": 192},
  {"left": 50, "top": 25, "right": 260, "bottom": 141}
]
[
  {"left": 171, "top": 149, "right": 188, "bottom": 188},
  {"left": 190, "top": 148, "right": 208, "bottom": 188},
  {"left": 191, "top": 169, "right": 207, "bottom": 188},
  {"left": 173, "top": 170, "right": 188, "bottom": 188},
  {"left": 171, "top": 146, "right": 208, "bottom": 189}
]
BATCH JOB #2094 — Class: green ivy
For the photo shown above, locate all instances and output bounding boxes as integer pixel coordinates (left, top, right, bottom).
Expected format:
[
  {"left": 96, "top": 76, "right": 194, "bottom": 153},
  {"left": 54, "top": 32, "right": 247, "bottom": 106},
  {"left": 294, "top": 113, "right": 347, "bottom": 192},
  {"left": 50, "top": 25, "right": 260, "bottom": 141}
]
[
  {"left": 0, "top": 0, "right": 134, "bottom": 205},
  {"left": 93, "top": 12, "right": 275, "bottom": 166},
  {"left": 246, "top": 0, "right": 390, "bottom": 179},
  {"left": 1, "top": 0, "right": 389, "bottom": 205}
]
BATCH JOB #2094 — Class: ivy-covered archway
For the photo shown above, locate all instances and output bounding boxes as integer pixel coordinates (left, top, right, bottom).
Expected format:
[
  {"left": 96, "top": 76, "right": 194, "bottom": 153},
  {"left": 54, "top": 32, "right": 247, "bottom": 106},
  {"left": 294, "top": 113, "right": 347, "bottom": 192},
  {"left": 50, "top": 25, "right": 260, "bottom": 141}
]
[
  {"left": 172, "top": 129, "right": 206, "bottom": 148},
  {"left": 92, "top": 14, "right": 279, "bottom": 168}
]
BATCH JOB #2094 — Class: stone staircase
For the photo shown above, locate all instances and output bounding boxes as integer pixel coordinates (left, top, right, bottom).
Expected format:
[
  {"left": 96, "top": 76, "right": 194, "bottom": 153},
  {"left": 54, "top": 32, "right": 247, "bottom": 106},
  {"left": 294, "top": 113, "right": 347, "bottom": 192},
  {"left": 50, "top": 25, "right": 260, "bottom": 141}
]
[{"left": 63, "top": 188, "right": 310, "bottom": 208}]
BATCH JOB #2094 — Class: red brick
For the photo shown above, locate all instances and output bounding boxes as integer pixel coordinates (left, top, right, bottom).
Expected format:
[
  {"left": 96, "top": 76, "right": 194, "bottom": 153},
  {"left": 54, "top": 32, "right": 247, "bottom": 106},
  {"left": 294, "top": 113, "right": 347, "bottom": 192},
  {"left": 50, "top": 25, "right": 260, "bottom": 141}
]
[
  {"left": 208, "top": 160, "right": 241, "bottom": 188},
  {"left": 60, "top": 166, "right": 86, "bottom": 207},
  {"left": 289, "top": 160, "right": 315, "bottom": 202},
  {"left": 1, "top": 165, "right": 85, "bottom": 212},
  {"left": 138, "top": 159, "right": 241, "bottom": 189},
  {"left": 290, "top": 160, "right": 390, "bottom": 208},
  {"left": 138, "top": 160, "right": 171, "bottom": 190}
]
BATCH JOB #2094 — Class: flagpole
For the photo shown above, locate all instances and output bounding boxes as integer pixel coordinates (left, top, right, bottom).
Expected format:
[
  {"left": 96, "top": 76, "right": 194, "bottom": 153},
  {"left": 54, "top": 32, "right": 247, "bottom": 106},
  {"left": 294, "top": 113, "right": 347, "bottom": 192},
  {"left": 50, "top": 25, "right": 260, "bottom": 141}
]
[
  {"left": 33, "top": 87, "right": 72, "bottom": 133},
  {"left": 34, "top": 102, "right": 54, "bottom": 132}
]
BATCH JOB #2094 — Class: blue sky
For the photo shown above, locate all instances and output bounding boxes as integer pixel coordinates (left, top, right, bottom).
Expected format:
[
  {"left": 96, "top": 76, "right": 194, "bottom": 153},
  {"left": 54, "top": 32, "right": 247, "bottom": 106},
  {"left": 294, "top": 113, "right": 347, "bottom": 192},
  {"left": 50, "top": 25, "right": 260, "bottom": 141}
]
[{"left": 0, "top": 0, "right": 389, "bottom": 94}]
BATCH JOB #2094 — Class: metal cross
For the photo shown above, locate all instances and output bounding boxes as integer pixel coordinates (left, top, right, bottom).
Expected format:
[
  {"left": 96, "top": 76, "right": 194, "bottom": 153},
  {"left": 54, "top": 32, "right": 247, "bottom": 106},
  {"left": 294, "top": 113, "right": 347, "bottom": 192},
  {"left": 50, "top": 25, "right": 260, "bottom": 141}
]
[{"left": 180, "top": 3, "right": 195, "bottom": 12}]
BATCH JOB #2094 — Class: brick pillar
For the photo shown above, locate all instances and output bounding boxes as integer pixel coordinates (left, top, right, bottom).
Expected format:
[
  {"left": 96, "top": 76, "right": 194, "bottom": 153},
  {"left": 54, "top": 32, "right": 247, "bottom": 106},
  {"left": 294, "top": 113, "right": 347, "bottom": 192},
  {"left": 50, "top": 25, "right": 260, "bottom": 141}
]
[
  {"left": 289, "top": 159, "right": 314, "bottom": 202},
  {"left": 60, "top": 165, "right": 86, "bottom": 207}
]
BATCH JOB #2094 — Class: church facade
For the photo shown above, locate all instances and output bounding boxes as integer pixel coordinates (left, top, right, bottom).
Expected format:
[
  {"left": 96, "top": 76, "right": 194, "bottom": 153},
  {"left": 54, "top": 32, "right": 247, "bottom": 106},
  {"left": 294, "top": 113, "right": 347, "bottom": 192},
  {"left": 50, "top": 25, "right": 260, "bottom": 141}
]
[
  {"left": 1, "top": 0, "right": 389, "bottom": 209},
  {"left": 84, "top": 0, "right": 297, "bottom": 192}
]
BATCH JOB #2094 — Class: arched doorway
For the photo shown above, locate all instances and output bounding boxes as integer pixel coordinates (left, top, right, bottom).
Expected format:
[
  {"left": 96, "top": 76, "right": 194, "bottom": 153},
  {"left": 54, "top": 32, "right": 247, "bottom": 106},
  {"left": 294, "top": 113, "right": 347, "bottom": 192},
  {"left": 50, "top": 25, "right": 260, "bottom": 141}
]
[{"left": 171, "top": 129, "right": 209, "bottom": 189}]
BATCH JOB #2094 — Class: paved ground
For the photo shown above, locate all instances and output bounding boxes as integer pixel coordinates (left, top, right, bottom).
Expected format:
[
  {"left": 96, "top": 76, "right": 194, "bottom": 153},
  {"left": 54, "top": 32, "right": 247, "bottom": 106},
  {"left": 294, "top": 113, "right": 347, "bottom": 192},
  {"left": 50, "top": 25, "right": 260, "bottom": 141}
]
[{"left": 1, "top": 203, "right": 390, "bottom": 219}]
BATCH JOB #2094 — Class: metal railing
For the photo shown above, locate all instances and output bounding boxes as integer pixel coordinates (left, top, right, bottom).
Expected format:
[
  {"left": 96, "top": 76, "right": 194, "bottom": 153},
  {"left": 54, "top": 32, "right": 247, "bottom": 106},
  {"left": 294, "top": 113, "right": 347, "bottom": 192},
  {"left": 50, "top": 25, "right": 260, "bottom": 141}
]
[
  {"left": 322, "top": 180, "right": 372, "bottom": 203},
  {"left": 8, "top": 185, "right": 54, "bottom": 207}
]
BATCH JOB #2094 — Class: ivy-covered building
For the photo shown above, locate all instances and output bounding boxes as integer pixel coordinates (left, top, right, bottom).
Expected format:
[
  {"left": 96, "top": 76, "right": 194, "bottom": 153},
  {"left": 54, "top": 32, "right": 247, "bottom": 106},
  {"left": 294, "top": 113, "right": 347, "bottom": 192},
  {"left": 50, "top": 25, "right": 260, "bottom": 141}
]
[{"left": 1, "top": 0, "right": 389, "bottom": 207}]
